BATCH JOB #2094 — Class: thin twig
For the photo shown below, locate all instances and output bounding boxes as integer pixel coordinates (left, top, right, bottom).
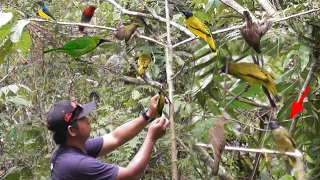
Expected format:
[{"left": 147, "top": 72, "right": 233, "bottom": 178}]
[
  {"left": 169, "top": 63, "right": 186, "bottom": 80},
  {"left": 289, "top": 60, "right": 316, "bottom": 136},
  {"left": 0, "top": 67, "right": 15, "bottom": 83},
  {"left": 224, "top": 59, "right": 230, "bottom": 109},
  {"left": 135, "top": 34, "right": 166, "bottom": 46},
  {"left": 106, "top": 0, "right": 194, "bottom": 37},
  {"left": 196, "top": 144, "right": 304, "bottom": 158}
]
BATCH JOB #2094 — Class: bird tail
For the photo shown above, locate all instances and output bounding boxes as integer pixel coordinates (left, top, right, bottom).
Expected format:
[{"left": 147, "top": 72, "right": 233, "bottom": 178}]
[
  {"left": 212, "top": 155, "right": 220, "bottom": 176},
  {"left": 43, "top": 48, "right": 61, "bottom": 53},
  {"left": 206, "top": 35, "right": 217, "bottom": 56}
]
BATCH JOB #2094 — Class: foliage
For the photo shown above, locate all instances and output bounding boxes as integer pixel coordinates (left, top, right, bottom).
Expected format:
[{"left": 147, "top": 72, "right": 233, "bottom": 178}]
[{"left": 0, "top": 0, "right": 319, "bottom": 179}]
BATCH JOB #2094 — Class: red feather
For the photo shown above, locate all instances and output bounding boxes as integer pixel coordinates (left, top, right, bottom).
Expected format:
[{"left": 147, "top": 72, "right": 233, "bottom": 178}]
[{"left": 84, "top": 6, "right": 96, "bottom": 17}]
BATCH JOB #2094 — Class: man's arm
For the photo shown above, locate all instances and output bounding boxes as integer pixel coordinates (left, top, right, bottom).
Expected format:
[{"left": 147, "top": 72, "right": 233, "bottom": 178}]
[
  {"left": 98, "top": 95, "right": 160, "bottom": 156},
  {"left": 116, "top": 117, "right": 169, "bottom": 180}
]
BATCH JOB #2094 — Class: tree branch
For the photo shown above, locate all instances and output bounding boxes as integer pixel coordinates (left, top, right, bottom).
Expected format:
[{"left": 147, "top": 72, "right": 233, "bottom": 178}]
[
  {"left": 164, "top": 0, "right": 178, "bottom": 179},
  {"left": 256, "top": 0, "right": 278, "bottom": 16},
  {"left": 220, "top": 0, "right": 259, "bottom": 21},
  {"left": 289, "top": 60, "right": 316, "bottom": 136},
  {"left": 106, "top": 0, "right": 194, "bottom": 37},
  {"left": 172, "top": 8, "right": 320, "bottom": 48}
]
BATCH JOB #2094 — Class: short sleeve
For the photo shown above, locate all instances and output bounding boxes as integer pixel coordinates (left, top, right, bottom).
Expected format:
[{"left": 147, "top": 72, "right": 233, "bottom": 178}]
[
  {"left": 76, "top": 157, "right": 119, "bottom": 180},
  {"left": 85, "top": 137, "right": 103, "bottom": 158}
]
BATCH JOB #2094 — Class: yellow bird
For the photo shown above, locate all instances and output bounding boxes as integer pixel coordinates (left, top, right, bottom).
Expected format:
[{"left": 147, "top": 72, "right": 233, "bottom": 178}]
[
  {"left": 182, "top": 10, "right": 217, "bottom": 56},
  {"left": 137, "top": 54, "right": 151, "bottom": 79},
  {"left": 156, "top": 91, "right": 165, "bottom": 117},
  {"left": 37, "top": 1, "right": 56, "bottom": 22},
  {"left": 265, "top": 121, "right": 296, "bottom": 167},
  {"left": 220, "top": 62, "right": 281, "bottom": 102}
]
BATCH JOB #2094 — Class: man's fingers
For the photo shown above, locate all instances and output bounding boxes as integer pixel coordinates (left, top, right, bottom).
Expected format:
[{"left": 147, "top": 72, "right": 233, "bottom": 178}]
[
  {"left": 162, "top": 119, "right": 169, "bottom": 130},
  {"left": 151, "top": 94, "right": 159, "bottom": 102},
  {"left": 157, "top": 117, "right": 165, "bottom": 126}
]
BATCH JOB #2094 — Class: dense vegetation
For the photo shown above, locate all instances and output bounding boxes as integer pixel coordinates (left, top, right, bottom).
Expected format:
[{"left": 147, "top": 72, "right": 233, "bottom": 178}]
[{"left": 0, "top": 0, "right": 319, "bottom": 179}]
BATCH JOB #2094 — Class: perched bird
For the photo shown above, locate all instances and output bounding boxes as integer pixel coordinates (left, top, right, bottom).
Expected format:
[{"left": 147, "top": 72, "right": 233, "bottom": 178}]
[
  {"left": 265, "top": 121, "right": 296, "bottom": 167},
  {"left": 240, "top": 11, "right": 273, "bottom": 54},
  {"left": 156, "top": 91, "right": 165, "bottom": 117},
  {"left": 79, "top": 5, "right": 97, "bottom": 32},
  {"left": 137, "top": 54, "right": 151, "bottom": 79},
  {"left": 209, "top": 117, "right": 228, "bottom": 176},
  {"left": 89, "top": 91, "right": 100, "bottom": 104},
  {"left": 220, "top": 62, "right": 281, "bottom": 102},
  {"left": 114, "top": 23, "right": 140, "bottom": 45},
  {"left": 182, "top": 10, "right": 217, "bottom": 56},
  {"left": 44, "top": 36, "right": 108, "bottom": 63},
  {"left": 36, "top": 1, "right": 56, "bottom": 21}
]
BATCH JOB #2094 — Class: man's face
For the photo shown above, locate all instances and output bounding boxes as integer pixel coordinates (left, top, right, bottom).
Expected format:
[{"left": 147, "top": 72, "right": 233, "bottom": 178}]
[{"left": 74, "top": 116, "right": 91, "bottom": 141}]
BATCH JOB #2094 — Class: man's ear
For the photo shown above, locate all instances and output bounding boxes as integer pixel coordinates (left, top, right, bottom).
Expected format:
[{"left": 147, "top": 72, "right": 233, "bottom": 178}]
[{"left": 67, "top": 126, "right": 77, "bottom": 137}]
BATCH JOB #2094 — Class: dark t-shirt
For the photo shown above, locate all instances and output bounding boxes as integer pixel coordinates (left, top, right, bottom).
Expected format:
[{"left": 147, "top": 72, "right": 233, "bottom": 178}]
[{"left": 50, "top": 137, "right": 119, "bottom": 180}]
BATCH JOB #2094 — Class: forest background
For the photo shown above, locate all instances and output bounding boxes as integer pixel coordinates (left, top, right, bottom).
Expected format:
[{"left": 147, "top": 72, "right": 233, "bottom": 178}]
[{"left": 0, "top": 0, "right": 319, "bottom": 179}]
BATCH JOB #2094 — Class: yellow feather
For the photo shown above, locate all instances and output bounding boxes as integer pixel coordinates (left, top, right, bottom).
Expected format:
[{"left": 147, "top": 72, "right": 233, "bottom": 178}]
[
  {"left": 186, "top": 16, "right": 217, "bottom": 56},
  {"left": 38, "top": 9, "right": 54, "bottom": 22},
  {"left": 228, "top": 62, "right": 280, "bottom": 102}
]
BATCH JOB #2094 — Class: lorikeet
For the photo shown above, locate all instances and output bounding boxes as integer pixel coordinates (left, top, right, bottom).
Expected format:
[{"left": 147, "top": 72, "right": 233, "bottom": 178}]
[
  {"left": 221, "top": 62, "right": 281, "bottom": 102},
  {"left": 240, "top": 11, "right": 273, "bottom": 54},
  {"left": 182, "top": 10, "right": 216, "bottom": 56},
  {"left": 44, "top": 36, "right": 108, "bottom": 63},
  {"left": 266, "top": 121, "right": 297, "bottom": 167},
  {"left": 114, "top": 23, "right": 140, "bottom": 45},
  {"left": 137, "top": 53, "right": 151, "bottom": 79},
  {"left": 157, "top": 91, "right": 165, "bottom": 117},
  {"left": 36, "top": 1, "right": 56, "bottom": 21},
  {"left": 79, "top": 5, "right": 97, "bottom": 32},
  {"left": 209, "top": 117, "right": 228, "bottom": 176}
]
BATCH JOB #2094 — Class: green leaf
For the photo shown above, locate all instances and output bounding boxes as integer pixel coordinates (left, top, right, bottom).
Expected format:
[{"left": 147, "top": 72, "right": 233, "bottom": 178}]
[
  {"left": 8, "top": 84, "right": 19, "bottom": 94},
  {"left": 298, "top": 44, "right": 309, "bottom": 71},
  {"left": 0, "top": 11, "right": 13, "bottom": 27},
  {"left": 6, "top": 95, "right": 31, "bottom": 106},
  {"left": 10, "top": 20, "right": 29, "bottom": 43},
  {"left": 0, "top": 39, "right": 14, "bottom": 64},
  {"left": 0, "top": 22, "right": 14, "bottom": 41},
  {"left": 277, "top": 96, "right": 296, "bottom": 121},
  {"left": 15, "top": 31, "right": 32, "bottom": 54},
  {"left": 205, "top": 0, "right": 215, "bottom": 12}
]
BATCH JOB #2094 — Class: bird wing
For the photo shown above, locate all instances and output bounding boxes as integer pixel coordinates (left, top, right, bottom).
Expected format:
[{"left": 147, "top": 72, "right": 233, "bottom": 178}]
[
  {"left": 187, "top": 17, "right": 211, "bottom": 37},
  {"left": 283, "top": 129, "right": 296, "bottom": 148},
  {"left": 41, "top": 6, "right": 55, "bottom": 20},
  {"left": 237, "top": 64, "right": 269, "bottom": 81},
  {"left": 156, "top": 91, "right": 165, "bottom": 116}
]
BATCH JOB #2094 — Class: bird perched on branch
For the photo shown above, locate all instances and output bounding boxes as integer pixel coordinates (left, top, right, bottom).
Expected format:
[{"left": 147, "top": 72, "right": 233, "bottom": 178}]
[
  {"left": 265, "top": 121, "right": 297, "bottom": 167},
  {"left": 114, "top": 23, "right": 140, "bottom": 45},
  {"left": 220, "top": 62, "right": 281, "bottom": 102},
  {"left": 240, "top": 11, "right": 273, "bottom": 54},
  {"left": 44, "top": 36, "right": 109, "bottom": 63},
  {"left": 79, "top": 5, "right": 97, "bottom": 32},
  {"left": 182, "top": 10, "right": 217, "bottom": 56},
  {"left": 209, "top": 117, "right": 228, "bottom": 176},
  {"left": 137, "top": 53, "right": 151, "bottom": 79},
  {"left": 36, "top": 1, "right": 56, "bottom": 21}
]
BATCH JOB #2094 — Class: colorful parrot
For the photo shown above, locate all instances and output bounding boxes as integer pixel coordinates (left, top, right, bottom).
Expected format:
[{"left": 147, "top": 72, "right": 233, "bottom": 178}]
[
  {"left": 220, "top": 62, "right": 281, "bottom": 102},
  {"left": 182, "top": 10, "right": 217, "bottom": 56},
  {"left": 79, "top": 5, "right": 97, "bottom": 32},
  {"left": 114, "top": 23, "right": 140, "bottom": 45},
  {"left": 240, "top": 11, "right": 273, "bottom": 54},
  {"left": 44, "top": 36, "right": 109, "bottom": 63},
  {"left": 36, "top": 1, "right": 56, "bottom": 21},
  {"left": 137, "top": 53, "right": 151, "bottom": 79},
  {"left": 265, "top": 121, "right": 297, "bottom": 167},
  {"left": 209, "top": 117, "right": 228, "bottom": 176}
]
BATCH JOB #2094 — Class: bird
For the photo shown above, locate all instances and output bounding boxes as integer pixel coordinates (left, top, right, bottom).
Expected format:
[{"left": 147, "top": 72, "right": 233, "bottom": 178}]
[
  {"left": 265, "top": 121, "right": 296, "bottom": 167},
  {"left": 220, "top": 62, "right": 281, "bottom": 102},
  {"left": 79, "top": 5, "right": 97, "bottom": 32},
  {"left": 240, "top": 11, "right": 273, "bottom": 54},
  {"left": 114, "top": 23, "right": 140, "bottom": 45},
  {"left": 181, "top": 10, "right": 217, "bottom": 56},
  {"left": 209, "top": 117, "right": 228, "bottom": 176},
  {"left": 44, "top": 36, "right": 109, "bottom": 63},
  {"left": 36, "top": 1, "right": 56, "bottom": 21},
  {"left": 156, "top": 91, "right": 165, "bottom": 117},
  {"left": 137, "top": 54, "right": 151, "bottom": 79}
]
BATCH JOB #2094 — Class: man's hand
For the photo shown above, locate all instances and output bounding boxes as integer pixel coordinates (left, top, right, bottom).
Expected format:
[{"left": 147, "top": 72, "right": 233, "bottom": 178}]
[
  {"left": 148, "top": 116, "right": 169, "bottom": 142},
  {"left": 147, "top": 94, "right": 168, "bottom": 119}
]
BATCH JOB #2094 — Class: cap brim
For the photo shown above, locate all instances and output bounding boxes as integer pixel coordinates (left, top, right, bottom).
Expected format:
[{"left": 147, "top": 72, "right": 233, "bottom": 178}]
[{"left": 78, "top": 101, "right": 95, "bottom": 119}]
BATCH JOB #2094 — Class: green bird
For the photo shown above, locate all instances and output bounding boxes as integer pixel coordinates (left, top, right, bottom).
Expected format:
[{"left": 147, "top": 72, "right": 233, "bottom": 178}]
[
  {"left": 44, "top": 36, "right": 108, "bottom": 63},
  {"left": 114, "top": 23, "right": 140, "bottom": 45},
  {"left": 156, "top": 91, "right": 165, "bottom": 117},
  {"left": 266, "top": 121, "right": 297, "bottom": 167}
]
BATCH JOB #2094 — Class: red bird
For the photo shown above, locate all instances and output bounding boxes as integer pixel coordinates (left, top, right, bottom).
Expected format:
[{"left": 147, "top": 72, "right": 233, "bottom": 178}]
[{"left": 79, "top": 5, "right": 97, "bottom": 32}]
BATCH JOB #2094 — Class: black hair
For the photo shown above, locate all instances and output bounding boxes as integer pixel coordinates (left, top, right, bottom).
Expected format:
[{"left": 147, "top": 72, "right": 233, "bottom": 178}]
[{"left": 51, "top": 122, "right": 79, "bottom": 145}]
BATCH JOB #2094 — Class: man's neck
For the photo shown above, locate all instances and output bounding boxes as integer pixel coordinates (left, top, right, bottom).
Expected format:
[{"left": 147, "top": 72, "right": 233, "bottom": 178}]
[{"left": 66, "top": 139, "right": 86, "bottom": 153}]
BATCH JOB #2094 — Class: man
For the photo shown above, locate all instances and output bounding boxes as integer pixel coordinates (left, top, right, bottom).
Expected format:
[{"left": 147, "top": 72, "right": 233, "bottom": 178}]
[{"left": 46, "top": 95, "right": 169, "bottom": 180}]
